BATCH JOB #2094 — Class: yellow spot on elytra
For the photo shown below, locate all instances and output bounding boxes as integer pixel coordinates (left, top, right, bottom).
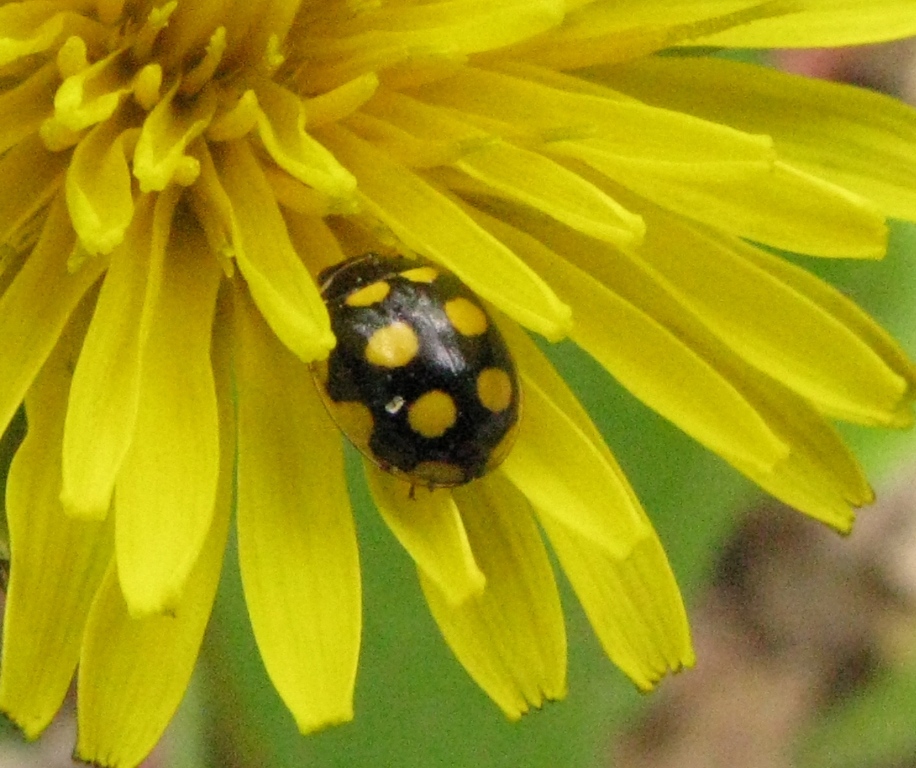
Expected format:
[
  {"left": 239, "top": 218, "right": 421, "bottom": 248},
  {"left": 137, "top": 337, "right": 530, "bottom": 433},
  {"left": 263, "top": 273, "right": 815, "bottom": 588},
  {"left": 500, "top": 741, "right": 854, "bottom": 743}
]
[
  {"left": 366, "top": 322, "right": 418, "bottom": 367},
  {"left": 331, "top": 401, "right": 375, "bottom": 450},
  {"left": 477, "top": 368, "right": 513, "bottom": 413},
  {"left": 401, "top": 266, "right": 438, "bottom": 283},
  {"left": 445, "top": 297, "right": 488, "bottom": 336},
  {"left": 345, "top": 280, "right": 390, "bottom": 307},
  {"left": 408, "top": 390, "right": 457, "bottom": 438},
  {"left": 412, "top": 461, "right": 466, "bottom": 487}
]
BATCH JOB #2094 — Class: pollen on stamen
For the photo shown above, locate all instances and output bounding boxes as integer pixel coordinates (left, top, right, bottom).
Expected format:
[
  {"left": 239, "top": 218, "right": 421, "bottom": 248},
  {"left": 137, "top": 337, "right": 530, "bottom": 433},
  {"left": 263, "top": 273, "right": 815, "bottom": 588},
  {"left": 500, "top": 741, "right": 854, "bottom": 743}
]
[
  {"left": 262, "top": 34, "right": 286, "bottom": 74},
  {"left": 57, "top": 36, "right": 89, "bottom": 79},
  {"left": 133, "top": 64, "right": 163, "bottom": 111},
  {"left": 132, "top": 1, "right": 178, "bottom": 63},
  {"left": 206, "top": 90, "right": 260, "bottom": 141},
  {"left": 180, "top": 27, "right": 227, "bottom": 97}
]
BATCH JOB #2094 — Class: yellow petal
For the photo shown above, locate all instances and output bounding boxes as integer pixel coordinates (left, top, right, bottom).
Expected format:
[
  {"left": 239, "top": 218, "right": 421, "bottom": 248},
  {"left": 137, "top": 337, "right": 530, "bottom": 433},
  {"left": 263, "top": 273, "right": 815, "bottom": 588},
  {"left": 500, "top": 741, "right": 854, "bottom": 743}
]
[
  {"left": 543, "top": 0, "right": 915, "bottom": 52},
  {"left": 366, "top": 467, "right": 486, "bottom": 606},
  {"left": 628, "top": 203, "right": 913, "bottom": 426},
  {"left": 506, "top": 206, "right": 872, "bottom": 528},
  {"left": 76, "top": 494, "right": 230, "bottom": 768},
  {"left": 341, "top": 109, "right": 474, "bottom": 169},
  {"left": 496, "top": 319, "right": 651, "bottom": 559},
  {"left": 177, "top": 27, "right": 225, "bottom": 99},
  {"left": 420, "top": 474, "right": 566, "bottom": 719},
  {"left": 115, "top": 221, "right": 221, "bottom": 616},
  {"left": 213, "top": 138, "right": 335, "bottom": 360},
  {"left": 737, "top": 237, "right": 916, "bottom": 417},
  {"left": 305, "top": 72, "right": 380, "bottom": 128},
  {"left": 75, "top": 295, "right": 235, "bottom": 768},
  {"left": 538, "top": 515, "right": 694, "bottom": 690},
  {"left": 65, "top": 114, "right": 136, "bottom": 255},
  {"left": 361, "top": 91, "right": 645, "bottom": 244},
  {"left": 133, "top": 81, "right": 216, "bottom": 191},
  {"left": 454, "top": 141, "right": 645, "bottom": 248},
  {"left": 415, "top": 65, "right": 774, "bottom": 164},
  {"left": 234, "top": 288, "right": 361, "bottom": 733},
  {"left": 594, "top": 56, "right": 916, "bottom": 222},
  {"left": 0, "top": 61, "right": 56, "bottom": 155},
  {"left": 516, "top": 213, "right": 866, "bottom": 525},
  {"left": 728, "top": 379, "right": 873, "bottom": 532},
  {"left": 416, "top": 66, "right": 885, "bottom": 255},
  {"left": 528, "top": 0, "right": 914, "bottom": 54},
  {"left": 157, "top": 1, "right": 232, "bottom": 71},
  {"left": 283, "top": 208, "right": 348, "bottom": 276},
  {"left": 319, "top": 123, "right": 572, "bottom": 340},
  {"left": 345, "top": 86, "right": 478, "bottom": 166},
  {"left": 693, "top": 1, "right": 916, "bottom": 47},
  {"left": 207, "top": 86, "right": 258, "bottom": 141},
  {"left": 466, "top": 203, "right": 789, "bottom": 472},
  {"left": 252, "top": 78, "right": 357, "bottom": 199},
  {"left": 50, "top": 45, "right": 133, "bottom": 134},
  {"left": 188, "top": 142, "right": 235, "bottom": 261},
  {"left": 0, "top": 194, "right": 104, "bottom": 440},
  {"left": 62, "top": 193, "right": 171, "bottom": 518},
  {"left": 248, "top": 0, "right": 303, "bottom": 56},
  {"left": 0, "top": 133, "right": 68, "bottom": 246},
  {"left": 0, "top": 5, "right": 81, "bottom": 67},
  {"left": 490, "top": 323, "right": 693, "bottom": 687},
  {"left": 598, "top": 235, "right": 872, "bottom": 525},
  {"left": 556, "top": 146, "right": 886, "bottom": 259},
  {"left": 205, "top": 0, "right": 272, "bottom": 63},
  {"left": 0, "top": 303, "right": 111, "bottom": 739},
  {"left": 366, "top": 0, "right": 564, "bottom": 55},
  {"left": 556, "top": 206, "right": 872, "bottom": 530},
  {"left": 306, "top": 0, "right": 565, "bottom": 88}
]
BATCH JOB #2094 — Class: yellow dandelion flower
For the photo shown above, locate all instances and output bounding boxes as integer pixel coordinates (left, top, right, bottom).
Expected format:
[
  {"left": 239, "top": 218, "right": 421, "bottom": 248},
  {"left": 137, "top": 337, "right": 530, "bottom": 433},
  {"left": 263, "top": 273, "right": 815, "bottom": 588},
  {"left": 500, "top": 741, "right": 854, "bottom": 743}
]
[{"left": 1, "top": 1, "right": 916, "bottom": 766}]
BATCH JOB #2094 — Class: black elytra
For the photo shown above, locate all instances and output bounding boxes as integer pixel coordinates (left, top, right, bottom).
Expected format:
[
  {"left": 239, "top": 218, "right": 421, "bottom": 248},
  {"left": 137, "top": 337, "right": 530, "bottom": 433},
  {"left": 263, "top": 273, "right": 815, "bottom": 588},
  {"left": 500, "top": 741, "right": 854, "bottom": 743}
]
[{"left": 311, "top": 252, "right": 521, "bottom": 487}]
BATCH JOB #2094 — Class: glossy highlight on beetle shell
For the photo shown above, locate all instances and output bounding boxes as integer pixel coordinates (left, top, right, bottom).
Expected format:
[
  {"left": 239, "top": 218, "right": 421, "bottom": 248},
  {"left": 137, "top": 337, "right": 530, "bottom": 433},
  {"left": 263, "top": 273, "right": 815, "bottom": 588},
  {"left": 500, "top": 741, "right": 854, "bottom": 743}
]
[{"left": 312, "top": 253, "right": 521, "bottom": 487}]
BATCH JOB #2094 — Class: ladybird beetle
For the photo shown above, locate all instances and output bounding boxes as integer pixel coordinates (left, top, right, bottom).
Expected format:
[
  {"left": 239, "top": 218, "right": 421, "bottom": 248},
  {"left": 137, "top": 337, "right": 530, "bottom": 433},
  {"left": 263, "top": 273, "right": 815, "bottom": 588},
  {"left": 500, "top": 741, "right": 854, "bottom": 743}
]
[{"left": 311, "top": 252, "right": 521, "bottom": 487}]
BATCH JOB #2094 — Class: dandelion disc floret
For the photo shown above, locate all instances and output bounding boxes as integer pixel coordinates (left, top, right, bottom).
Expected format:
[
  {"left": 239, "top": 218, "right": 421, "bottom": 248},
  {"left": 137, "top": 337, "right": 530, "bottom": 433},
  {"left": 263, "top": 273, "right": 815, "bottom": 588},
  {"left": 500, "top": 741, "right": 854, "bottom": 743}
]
[{"left": 2, "top": 2, "right": 916, "bottom": 767}]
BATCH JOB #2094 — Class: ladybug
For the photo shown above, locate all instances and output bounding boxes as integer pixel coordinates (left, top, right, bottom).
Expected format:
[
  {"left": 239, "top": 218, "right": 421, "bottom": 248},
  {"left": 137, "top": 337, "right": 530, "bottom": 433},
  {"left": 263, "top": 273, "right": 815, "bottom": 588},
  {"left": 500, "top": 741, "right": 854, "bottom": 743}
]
[{"left": 312, "top": 252, "right": 521, "bottom": 487}]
